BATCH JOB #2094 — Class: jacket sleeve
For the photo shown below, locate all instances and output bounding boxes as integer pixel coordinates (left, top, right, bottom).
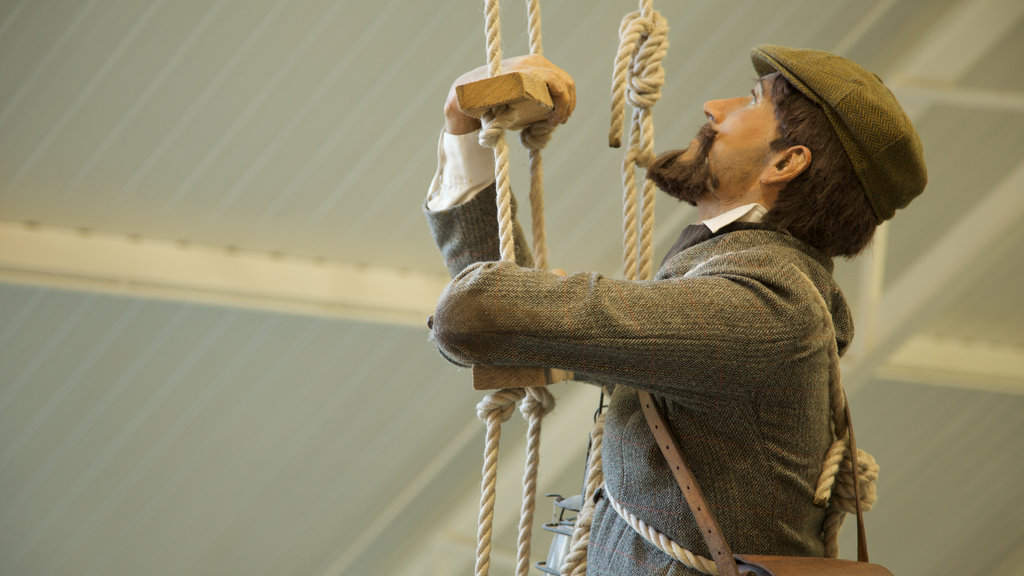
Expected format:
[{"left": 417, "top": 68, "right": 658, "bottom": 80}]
[
  {"left": 429, "top": 251, "right": 829, "bottom": 401},
  {"left": 424, "top": 183, "right": 534, "bottom": 277}
]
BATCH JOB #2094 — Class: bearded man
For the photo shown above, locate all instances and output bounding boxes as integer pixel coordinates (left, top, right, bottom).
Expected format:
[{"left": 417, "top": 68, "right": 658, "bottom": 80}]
[{"left": 424, "top": 45, "right": 926, "bottom": 575}]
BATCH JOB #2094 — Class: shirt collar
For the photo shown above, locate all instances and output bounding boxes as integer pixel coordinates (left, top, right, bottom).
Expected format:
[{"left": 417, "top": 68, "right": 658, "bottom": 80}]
[{"left": 702, "top": 203, "right": 768, "bottom": 233}]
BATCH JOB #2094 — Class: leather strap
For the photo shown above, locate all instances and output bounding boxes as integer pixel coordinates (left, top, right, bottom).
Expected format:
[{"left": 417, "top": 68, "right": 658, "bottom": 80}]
[
  {"left": 638, "top": 389, "right": 870, "bottom": 573},
  {"left": 637, "top": 390, "right": 741, "bottom": 576},
  {"left": 845, "top": 394, "right": 869, "bottom": 563}
]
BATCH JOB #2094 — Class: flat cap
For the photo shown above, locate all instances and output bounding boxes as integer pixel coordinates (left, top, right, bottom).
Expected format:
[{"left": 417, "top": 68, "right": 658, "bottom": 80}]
[{"left": 751, "top": 44, "right": 927, "bottom": 223}]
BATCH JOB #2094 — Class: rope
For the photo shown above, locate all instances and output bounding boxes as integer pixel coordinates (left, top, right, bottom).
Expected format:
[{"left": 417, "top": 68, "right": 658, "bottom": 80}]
[
  {"left": 475, "top": 389, "right": 527, "bottom": 576},
  {"left": 793, "top": 268, "right": 880, "bottom": 558},
  {"left": 474, "top": 2, "right": 559, "bottom": 575},
  {"left": 560, "top": 1, "right": 672, "bottom": 572},
  {"left": 560, "top": 400, "right": 607, "bottom": 576},
  {"left": 479, "top": 0, "right": 555, "bottom": 265},
  {"left": 610, "top": 0, "right": 668, "bottom": 281},
  {"left": 516, "top": 387, "right": 556, "bottom": 576},
  {"left": 606, "top": 489, "right": 719, "bottom": 575}
]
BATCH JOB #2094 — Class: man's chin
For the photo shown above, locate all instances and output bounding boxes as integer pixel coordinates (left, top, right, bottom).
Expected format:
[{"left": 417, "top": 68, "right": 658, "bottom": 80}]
[
  {"left": 646, "top": 150, "right": 707, "bottom": 206},
  {"left": 661, "top": 187, "right": 704, "bottom": 206}
]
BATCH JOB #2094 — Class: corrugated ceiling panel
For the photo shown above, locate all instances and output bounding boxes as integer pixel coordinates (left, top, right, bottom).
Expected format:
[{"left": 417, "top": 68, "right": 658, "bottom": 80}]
[{"left": 0, "top": 283, "right": 479, "bottom": 576}]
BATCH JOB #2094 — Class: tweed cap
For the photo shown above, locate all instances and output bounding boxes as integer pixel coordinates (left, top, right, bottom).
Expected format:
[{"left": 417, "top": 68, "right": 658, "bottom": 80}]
[{"left": 751, "top": 44, "right": 927, "bottom": 223}]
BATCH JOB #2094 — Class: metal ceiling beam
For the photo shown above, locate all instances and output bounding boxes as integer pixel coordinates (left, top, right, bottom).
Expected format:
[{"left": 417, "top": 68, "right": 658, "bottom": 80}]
[
  {"left": 845, "top": 157, "right": 1024, "bottom": 388},
  {"left": 843, "top": 0, "right": 1024, "bottom": 387},
  {"left": 0, "top": 220, "right": 449, "bottom": 327},
  {"left": 894, "top": 0, "right": 1024, "bottom": 81},
  {"left": 878, "top": 334, "right": 1024, "bottom": 395},
  {"left": 890, "top": 80, "right": 1024, "bottom": 115}
]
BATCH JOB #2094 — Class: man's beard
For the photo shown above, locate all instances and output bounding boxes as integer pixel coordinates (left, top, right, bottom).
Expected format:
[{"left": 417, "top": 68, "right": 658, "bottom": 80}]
[{"left": 646, "top": 123, "right": 719, "bottom": 206}]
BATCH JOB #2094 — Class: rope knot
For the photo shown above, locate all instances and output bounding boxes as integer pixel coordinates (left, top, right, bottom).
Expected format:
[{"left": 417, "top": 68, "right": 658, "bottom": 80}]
[
  {"left": 479, "top": 106, "right": 515, "bottom": 149},
  {"left": 623, "top": 11, "right": 668, "bottom": 108},
  {"left": 823, "top": 445, "right": 879, "bottom": 513},
  {"left": 476, "top": 388, "right": 526, "bottom": 423},
  {"left": 520, "top": 121, "right": 554, "bottom": 151},
  {"left": 609, "top": 9, "right": 669, "bottom": 147},
  {"left": 520, "top": 386, "right": 556, "bottom": 419}
]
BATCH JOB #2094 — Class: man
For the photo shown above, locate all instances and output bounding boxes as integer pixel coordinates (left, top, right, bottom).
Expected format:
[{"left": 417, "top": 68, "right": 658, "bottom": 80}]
[{"left": 425, "top": 45, "right": 926, "bottom": 575}]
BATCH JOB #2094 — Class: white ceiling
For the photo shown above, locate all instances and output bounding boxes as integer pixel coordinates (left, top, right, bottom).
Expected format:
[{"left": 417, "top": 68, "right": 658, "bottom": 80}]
[{"left": 2, "top": 1, "right": 1023, "bottom": 575}]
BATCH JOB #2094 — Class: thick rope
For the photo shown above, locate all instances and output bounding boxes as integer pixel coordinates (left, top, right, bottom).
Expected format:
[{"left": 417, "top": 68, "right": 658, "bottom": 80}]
[
  {"left": 476, "top": 389, "right": 527, "bottom": 576},
  {"left": 562, "top": 1, "right": 671, "bottom": 571},
  {"left": 610, "top": 2, "right": 668, "bottom": 280},
  {"left": 522, "top": 0, "right": 552, "bottom": 270},
  {"left": 516, "top": 387, "right": 556, "bottom": 576},
  {"left": 475, "top": 2, "right": 558, "bottom": 575},
  {"left": 793, "top": 268, "right": 880, "bottom": 558},
  {"left": 560, "top": 401, "right": 607, "bottom": 576},
  {"left": 606, "top": 489, "right": 719, "bottom": 575}
]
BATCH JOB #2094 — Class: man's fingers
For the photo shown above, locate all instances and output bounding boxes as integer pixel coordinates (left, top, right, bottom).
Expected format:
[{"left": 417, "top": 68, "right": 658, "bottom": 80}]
[{"left": 547, "top": 76, "right": 575, "bottom": 124}]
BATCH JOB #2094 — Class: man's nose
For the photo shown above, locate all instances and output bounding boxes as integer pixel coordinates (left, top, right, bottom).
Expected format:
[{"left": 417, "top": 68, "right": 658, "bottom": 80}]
[{"left": 702, "top": 97, "right": 746, "bottom": 124}]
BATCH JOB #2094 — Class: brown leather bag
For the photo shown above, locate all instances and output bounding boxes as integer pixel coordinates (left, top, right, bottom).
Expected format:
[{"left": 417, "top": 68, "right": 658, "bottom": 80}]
[{"left": 637, "top": 390, "right": 893, "bottom": 576}]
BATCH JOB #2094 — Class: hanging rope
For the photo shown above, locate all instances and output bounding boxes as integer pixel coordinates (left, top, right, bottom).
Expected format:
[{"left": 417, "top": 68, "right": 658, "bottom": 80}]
[
  {"left": 475, "top": 388, "right": 527, "bottom": 576},
  {"left": 609, "top": 0, "right": 668, "bottom": 281},
  {"left": 798, "top": 269, "right": 880, "bottom": 558},
  {"left": 560, "top": 2, "right": 671, "bottom": 574},
  {"left": 474, "top": 1, "right": 558, "bottom": 575},
  {"left": 516, "top": 387, "right": 556, "bottom": 576},
  {"left": 559, "top": 397, "right": 607, "bottom": 576}
]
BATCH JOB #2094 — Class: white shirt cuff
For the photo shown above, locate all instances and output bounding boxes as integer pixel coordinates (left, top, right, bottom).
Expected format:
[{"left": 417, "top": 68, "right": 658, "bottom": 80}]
[{"left": 426, "top": 129, "right": 497, "bottom": 211}]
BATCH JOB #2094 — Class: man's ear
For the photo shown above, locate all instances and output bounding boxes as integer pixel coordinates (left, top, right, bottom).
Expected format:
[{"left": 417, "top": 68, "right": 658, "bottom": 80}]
[{"left": 762, "top": 145, "right": 811, "bottom": 185}]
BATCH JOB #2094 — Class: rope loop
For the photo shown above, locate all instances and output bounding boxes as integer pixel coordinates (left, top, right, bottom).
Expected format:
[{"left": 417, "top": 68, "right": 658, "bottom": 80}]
[
  {"left": 521, "top": 386, "right": 556, "bottom": 420},
  {"left": 477, "top": 388, "right": 527, "bottom": 423},
  {"left": 520, "top": 121, "right": 555, "bottom": 151},
  {"left": 815, "top": 442, "right": 879, "bottom": 512},
  {"left": 609, "top": 9, "right": 669, "bottom": 148},
  {"left": 479, "top": 107, "right": 515, "bottom": 149}
]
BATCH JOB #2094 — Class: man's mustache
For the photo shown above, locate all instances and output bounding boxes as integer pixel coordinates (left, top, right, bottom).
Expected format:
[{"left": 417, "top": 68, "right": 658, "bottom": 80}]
[{"left": 694, "top": 123, "right": 717, "bottom": 156}]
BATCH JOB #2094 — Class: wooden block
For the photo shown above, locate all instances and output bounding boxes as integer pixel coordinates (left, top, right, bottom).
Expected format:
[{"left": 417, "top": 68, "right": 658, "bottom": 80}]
[
  {"left": 472, "top": 365, "right": 575, "bottom": 391},
  {"left": 456, "top": 71, "right": 554, "bottom": 131}
]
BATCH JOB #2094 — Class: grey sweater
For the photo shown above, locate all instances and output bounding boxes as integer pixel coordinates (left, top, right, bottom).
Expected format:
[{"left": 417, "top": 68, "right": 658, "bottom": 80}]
[{"left": 426, "top": 186, "right": 852, "bottom": 575}]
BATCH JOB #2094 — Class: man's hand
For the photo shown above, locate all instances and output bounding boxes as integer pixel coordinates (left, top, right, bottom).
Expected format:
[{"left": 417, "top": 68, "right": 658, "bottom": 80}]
[{"left": 444, "top": 55, "right": 576, "bottom": 135}]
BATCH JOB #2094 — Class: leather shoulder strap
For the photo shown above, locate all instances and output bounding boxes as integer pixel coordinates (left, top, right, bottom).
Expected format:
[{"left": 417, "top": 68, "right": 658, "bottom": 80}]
[
  {"left": 638, "top": 388, "right": 871, "bottom": 570},
  {"left": 637, "top": 390, "right": 741, "bottom": 576},
  {"left": 845, "top": 394, "right": 869, "bottom": 563}
]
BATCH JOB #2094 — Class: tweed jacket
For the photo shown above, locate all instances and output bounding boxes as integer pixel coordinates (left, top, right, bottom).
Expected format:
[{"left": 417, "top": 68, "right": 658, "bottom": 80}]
[{"left": 426, "top": 185, "right": 853, "bottom": 576}]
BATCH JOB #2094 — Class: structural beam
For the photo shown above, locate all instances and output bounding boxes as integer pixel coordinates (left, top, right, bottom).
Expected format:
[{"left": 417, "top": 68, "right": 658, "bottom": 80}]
[
  {"left": 878, "top": 334, "right": 1024, "bottom": 395},
  {"left": 0, "top": 220, "right": 450, "bottom": 327},
  {"left": 889, "top": 80, "right": 1024, "bottom": 115},
  {"left": 895, "top": 0, "right": 1024, "bottom": 81},
  {"left": 844, "top": 158, "right": 1024, "bottom": 388},
  {"left": 843, "top": 0, "right": 1024, "bottom": 387}
]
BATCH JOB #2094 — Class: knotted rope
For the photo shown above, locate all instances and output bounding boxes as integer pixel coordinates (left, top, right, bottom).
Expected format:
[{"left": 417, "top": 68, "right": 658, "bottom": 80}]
[
  {"left": 476, "top": 388, "right": 527, "bottom": 576},
  {"left": 516, "top": 387, "right": 556, "bottom": 576},
  {"left": 609, "top": 0, "right": 668, "bottom": 281},
  {"left": 559, "top": 3, "right": 671, "bottom": 574},
  {"left": 479, "top": 0, "right": 554, "bottom": 269},
  {"left": 800, "top": 271, "right": 880, "bottom": 558},
  {"left": 474, "top": 2, "right": 559, "bottom": 575}
]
